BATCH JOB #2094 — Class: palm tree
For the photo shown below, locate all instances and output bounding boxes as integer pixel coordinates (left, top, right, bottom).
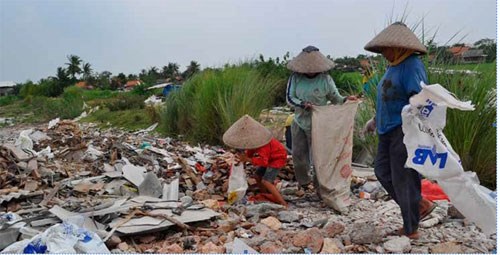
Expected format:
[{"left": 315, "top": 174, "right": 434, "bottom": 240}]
[
  {"left": 161, "top": 62, "right": 180, "bottom": 79},
  {"left": 65, "top": 55, "right": 82, "bottom": 80},
  {"left": 55, "top": 67, "right": 69, "bottom": 82},
  {"left": 82, "top": 62, "right": 93, "bottom": 81},
  {"left": 182, "top": 61, "right": 201, "bottom": 79},
  {"left": 148, "top": 66, "right": 159, "bottom": 77}
]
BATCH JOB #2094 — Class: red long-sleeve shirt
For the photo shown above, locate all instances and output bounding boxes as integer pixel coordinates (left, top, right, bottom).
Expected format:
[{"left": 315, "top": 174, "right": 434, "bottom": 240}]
[{"left": 245, "top": 138, "right": 287, "bottom": 168}]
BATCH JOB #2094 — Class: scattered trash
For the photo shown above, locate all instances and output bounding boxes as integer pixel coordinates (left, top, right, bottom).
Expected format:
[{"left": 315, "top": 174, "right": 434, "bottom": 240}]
[{"left": 0, "top": 118, "right": 495, "bottom": 253}]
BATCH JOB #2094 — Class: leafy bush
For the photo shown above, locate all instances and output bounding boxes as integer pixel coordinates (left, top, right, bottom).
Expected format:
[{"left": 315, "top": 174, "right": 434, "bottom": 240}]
[
  {"left": 0, "top": 96, "right": 19, "bottom": 106},
  {"left": 31, "top": 88, "right": 84, "bottom": 121},
  {"left": 160, "top": 65, "right": 281, "bottom": 144},
  {"left": 104, "top": 93, "right": 146, "bottom": 111},
  {"left": 81, "top": 89, "right": 118, "bottom": 101}
]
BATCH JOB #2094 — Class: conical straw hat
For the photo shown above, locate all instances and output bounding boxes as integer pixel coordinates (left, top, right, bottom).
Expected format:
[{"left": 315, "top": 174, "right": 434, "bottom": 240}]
[
  {"left": 364, "top": 22, "right": 427, "bottom": 54},
  {"left": 223, "top": 115, "right": 273, "bottom": 149},
  {"left": 287, "top": 46, "right": 335, "bottom": 73}
]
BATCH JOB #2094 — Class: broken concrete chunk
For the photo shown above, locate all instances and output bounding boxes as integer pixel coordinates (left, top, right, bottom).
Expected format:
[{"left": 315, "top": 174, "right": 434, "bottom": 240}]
[
  {"left": 350, "top": 221, "right": 383, "bottom": 244},
  {"left": 245, "top": 203, "right": 284, "bottom": 218},
  {"left": 292, "top": 227, "right": 324, "bottom": 253},
  {"left": 260, "top": 216, "right": 281, "bottom": 231},
  {"left": 383, "top": 236, "right": 411, "bottom": 253},
  {"left": 138, "top": 172, "right": 162, "bottom": 198},
  {"left": 2, "top": 144, "right": 31, "bottom": 161},
  {"left": 320, "top": 238, "right": 342, "bottom": 253},
  {"left": 323, "top": 220, "right": 345, "bottom": 237},
  {"left": 159, "top": 243, "right": 183, "bottom": 253},
  {"left": 278, "top": 211, "right": 300, "bottom": 223},
  {"left": 231, "top": 238, "right": 258, "bottom": 254},
  {"left": 122, "top": 164, "right": 146, "bottom": 187},
  {"left": 260, "top": 241, "right": 283, "bottom": 253},
  {"left": 199, "top": 241, "right": 225, "bottom": 253},
  {"left": 430, "top": 242, "right": 463, "bottom": 253}
]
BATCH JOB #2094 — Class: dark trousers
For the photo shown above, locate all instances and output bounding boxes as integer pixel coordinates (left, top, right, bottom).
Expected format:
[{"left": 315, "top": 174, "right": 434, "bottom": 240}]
[{"left": 375, "top": 126, "right": 421, "bottom": 234}]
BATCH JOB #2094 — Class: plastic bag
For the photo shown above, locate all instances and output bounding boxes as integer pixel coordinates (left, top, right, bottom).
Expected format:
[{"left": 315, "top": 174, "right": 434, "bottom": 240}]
[
  {"left": 15, "top": 129, "right": 34, "bottom": 151},
  {"left": 402, "top": 82, "right": 496, "bottom": 235},
  {"left": 438, "top": 172, "right": 496, "bottom": 235},
  {"left": 2, "top": 222, "right": 110, "bottom": 254},
  {"left": 227, "top": 161, "right": 248, "bottom": 205},
  {"left": 402, "top": 83, "right": 474, "bottom": 180}
]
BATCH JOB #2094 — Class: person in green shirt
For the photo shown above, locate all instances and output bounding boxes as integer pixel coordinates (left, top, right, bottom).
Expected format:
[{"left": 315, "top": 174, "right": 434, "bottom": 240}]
[{"left": 286, "top": 45, "right": 357, "bottom": 198}]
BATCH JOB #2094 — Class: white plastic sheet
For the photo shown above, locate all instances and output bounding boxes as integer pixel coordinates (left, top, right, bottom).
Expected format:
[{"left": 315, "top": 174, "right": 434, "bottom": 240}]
[{"left": 402, "top": 82, "right": 495, "bottom": 235}]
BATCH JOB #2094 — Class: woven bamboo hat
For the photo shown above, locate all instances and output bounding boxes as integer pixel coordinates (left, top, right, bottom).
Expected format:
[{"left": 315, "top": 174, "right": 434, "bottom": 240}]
[
  {"left": 364, "top": 22, "right": 427, "bottom": 54},
  {"left": 223, "top": 115, "right": 272, "bottom": 149},
  {"left": 287, "top": 46, "right": 335, "bottom": 73}
]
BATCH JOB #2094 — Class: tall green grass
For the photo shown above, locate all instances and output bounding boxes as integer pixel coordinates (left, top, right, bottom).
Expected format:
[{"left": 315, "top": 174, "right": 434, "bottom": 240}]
[
  {"left": 160, "top": 65, "right": 281, "bottom": 144},
  {"left": 430, "top": 66, "right": 496, "bottom": 188},
  {"left": 357, "top": 60, "right": 496, "bottom": 189}
]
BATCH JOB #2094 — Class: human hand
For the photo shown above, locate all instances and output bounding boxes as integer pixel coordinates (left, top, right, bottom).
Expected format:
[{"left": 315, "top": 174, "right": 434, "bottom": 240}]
[
  {"left": 238, "top": 153, "right": 251, "bottom": 163},
  {"left": 303, "top": 101, "right": 313, "bottom": 110},
  {"left": 346, "top": 95, "right": 358, "bottom": 101},
  {"left": 363, "top": 117, "right": 376, "bottom": 134}
]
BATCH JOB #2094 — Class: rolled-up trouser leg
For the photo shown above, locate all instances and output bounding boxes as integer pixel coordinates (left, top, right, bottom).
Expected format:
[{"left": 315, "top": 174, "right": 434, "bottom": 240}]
[
  {"left": 291, "top": 121, "right": 311, "bottom": 186},
  {"left": 390, "top": 127, "right": 422, "bottom": 235}
]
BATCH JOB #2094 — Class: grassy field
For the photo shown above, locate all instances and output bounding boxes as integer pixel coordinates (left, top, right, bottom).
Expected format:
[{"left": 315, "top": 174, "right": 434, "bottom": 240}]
[{"left": 438, "top": 62, "right": 496, "bottom": 73}]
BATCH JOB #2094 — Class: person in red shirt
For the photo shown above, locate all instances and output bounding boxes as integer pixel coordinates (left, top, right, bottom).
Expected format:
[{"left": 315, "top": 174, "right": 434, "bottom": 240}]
[{"left": 223, "top": 115, "right": 288, "bottom": 208}]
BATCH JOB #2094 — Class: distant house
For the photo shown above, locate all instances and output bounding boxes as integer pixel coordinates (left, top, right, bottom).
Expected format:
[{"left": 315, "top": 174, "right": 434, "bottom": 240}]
[
  {"left": 461, "top": 49, "right": 487, "bottom": 64},
  {"left": 75, "top": 81, "right": 94, "bottom": 90},
  {"left": 124, "top": 80, "right": 142, "bottom": 91},
  {"left": 448, "top": 46, "right": 486, "bottom": 64},
  {"left": 0, "top": 81, "right": 16, "bottom": 96}
]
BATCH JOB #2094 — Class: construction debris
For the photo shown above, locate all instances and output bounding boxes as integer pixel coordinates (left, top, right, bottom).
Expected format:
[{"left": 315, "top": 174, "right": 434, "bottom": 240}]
[{"left": 0, "top": 121, "right": 496, "bottom": 253}]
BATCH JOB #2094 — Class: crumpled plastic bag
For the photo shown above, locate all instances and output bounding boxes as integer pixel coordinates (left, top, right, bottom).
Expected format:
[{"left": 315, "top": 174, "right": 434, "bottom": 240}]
[
  {"left": 15, "top": 129, "right": 34, "bottom": 151},
  {"left": 227, "top": 161, "right": 248, "bottom": 205},
  {"left": 84, "top": 145, "right": 104, "bottom": 161},
  {"left": 1, "top": 222, "right": 110, "bottom": 254}
]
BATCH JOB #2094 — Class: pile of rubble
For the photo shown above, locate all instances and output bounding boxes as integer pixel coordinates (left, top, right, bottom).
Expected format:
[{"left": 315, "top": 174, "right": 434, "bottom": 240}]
[{"left": 0, "top": 120, "right": 496, "bottom": 253}]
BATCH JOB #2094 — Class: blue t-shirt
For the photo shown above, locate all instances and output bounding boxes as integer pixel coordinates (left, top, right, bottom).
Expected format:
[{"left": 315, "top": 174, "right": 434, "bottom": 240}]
[{"left": 376, "top": 55, "right": 428, "bottom": 135}]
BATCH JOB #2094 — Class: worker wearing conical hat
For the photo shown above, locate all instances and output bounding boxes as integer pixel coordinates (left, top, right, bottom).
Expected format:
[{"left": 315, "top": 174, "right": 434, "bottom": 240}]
[
  {"left": 363, "top": 22, "right": 435, "bottom": 239},
  {"left": 223, "top": 115, "right": 288, "bottom": 207},
  {"left": 286, "top": 45, "right": 357, "bottom": 201}
]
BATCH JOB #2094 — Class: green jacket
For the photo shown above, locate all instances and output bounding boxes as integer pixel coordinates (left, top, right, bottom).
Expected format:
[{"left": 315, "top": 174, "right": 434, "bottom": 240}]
[{"left": 286, "top": 73, "right": 345, "bottom": 131}]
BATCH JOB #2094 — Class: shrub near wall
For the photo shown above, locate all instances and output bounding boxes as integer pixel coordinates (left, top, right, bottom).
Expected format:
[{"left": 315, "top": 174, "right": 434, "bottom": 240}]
[{"left": 161, "top": 65, "right": 281, "bottom": 144}]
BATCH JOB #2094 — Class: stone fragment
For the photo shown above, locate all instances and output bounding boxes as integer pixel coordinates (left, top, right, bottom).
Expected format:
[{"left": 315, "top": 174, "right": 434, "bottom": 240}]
[
  {"left": 278, "top": 211, "right": 300, "bottom": 223},
  {"left": 261, "top": 216, "right": 281, "bottom": 231},
  {"left": 105, "top": 235, "right": 122, "bottom": 249},
  {"left": 201, "top": 199, "right": 219, "bottom": 210},
  {"left": 323, "top": 221, "right": 345, "bottom": 237},
  {"left": 159, "top": 243, "right": 183, "bottom": 253},
  {"left": 292, "top": 227, "right": 324, "bottom": 253},
  {"left": 117, "top": 242, "right": 129, "bottom": 251},
  {"left": 383, "top": 236, "right": 411, "bottom": 253},
  {"left": 411, "top": 246, "right": 429, "bottom": 254},
  {"left": 431, "top": 242, "right": 463, "bottom": 253},
  {"left": 350, "top": 221, "right": 383, "bottom": 244},
  {"left": 260, "top": 241, "right": 283, "bottom": 253},
  {"left": 245, "top": 203, "right": 283, "bottom": 218},
  {"left": 321, "top": 238, "right": 342, "bottom": 253},
  {"left": 199, "top": 242, "right": 225, "bottom": 253}
]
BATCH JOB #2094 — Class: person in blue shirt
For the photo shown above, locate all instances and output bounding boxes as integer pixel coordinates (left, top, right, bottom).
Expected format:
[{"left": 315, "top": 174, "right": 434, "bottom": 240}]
[{"left": 364, "top": 22, "right": 435, "bottom": 239}]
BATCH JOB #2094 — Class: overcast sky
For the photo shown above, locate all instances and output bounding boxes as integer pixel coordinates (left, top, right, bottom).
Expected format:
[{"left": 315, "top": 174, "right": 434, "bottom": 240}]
[{"left": 0, "top": 0, "right": 496, "bottom": 83}]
